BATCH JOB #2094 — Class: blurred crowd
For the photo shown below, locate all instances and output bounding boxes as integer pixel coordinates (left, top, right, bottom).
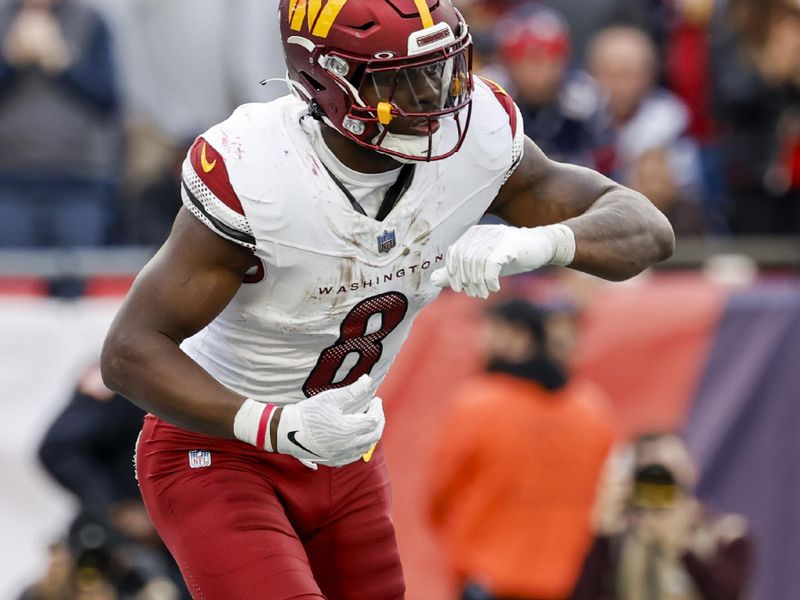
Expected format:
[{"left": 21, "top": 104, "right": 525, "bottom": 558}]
[
  {"left": 0, "top": 0, "right": 797, "bottom": 250},
  {"left": 0, "top": 0, "right": 284, "bottom": 249},
  {"left": 464, "top": 0, "right": 800, "bottom": 237}
]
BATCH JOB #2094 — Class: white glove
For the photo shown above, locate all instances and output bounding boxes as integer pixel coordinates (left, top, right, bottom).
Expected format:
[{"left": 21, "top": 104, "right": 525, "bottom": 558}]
[
  {"left": 277, "top": 375, "right": 384, "bottom": 467},
  {"left": 430, "top": 223, "right": 575, "bottom": 298},
  {"left": 234, "top": 375, "right": 385, "bottom": 469}
]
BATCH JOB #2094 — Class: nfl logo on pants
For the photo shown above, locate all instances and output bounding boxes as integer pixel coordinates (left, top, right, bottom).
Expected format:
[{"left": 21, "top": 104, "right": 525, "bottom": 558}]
[
  {"left": 188, "top": 450, "right": 212, "bottom": 469},
  {"left": 377, "top": 230, "right": 396, "bottom": 253}
]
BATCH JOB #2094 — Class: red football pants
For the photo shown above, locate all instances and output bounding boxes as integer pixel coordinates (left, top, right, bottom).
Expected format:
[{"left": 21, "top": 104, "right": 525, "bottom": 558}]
[{"left": 136, "top": 415, "right": 405, "bottom": 600}]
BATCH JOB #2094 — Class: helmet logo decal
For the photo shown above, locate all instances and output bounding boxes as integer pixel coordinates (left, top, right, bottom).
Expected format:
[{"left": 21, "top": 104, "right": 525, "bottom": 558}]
[
  {"left": 288, "top": 0, "right": 349, "bottom": 38},
  {"left": 407, "top": 22, "right": 455, "bottom": 56},
  {"left": 415, "top": 27, "right": 450, "bottom": 48},
  {"left": 411, "top": 0, "right": 434, "bottom": 28}
]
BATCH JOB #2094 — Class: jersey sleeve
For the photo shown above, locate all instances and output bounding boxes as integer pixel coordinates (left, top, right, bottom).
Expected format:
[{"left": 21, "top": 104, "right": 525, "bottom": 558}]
[
  {"left": 478, "top": 77, "right": 525, "bottom": 183},
  {"left": 181, "top": 137, "right": 256, "bottom": 249}
]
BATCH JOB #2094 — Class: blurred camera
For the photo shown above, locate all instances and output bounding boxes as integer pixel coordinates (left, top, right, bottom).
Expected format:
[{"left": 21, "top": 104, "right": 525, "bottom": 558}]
[
  {"left": 68, "top": 511, "right": 175, "bottom": 595},
  {"left": 631, "top": 463, "right": 683, "bottom": 509},
  {"left": 68, "top": 512, "right": 117, "bottom": 576}
]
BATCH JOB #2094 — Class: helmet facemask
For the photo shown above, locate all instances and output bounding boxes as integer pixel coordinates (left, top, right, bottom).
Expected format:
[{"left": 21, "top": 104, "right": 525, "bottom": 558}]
[
  {"left": 351, "top": 42, "right": 473, "bottom": 161},
  {"left": 291, "top": 18, "right": 473, "bottom": 162}
]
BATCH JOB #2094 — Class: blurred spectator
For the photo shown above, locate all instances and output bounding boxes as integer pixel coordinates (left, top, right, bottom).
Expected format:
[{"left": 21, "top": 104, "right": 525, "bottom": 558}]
[
  {"left": 18, "top": 542, "right": 73, "bottom": 600},
  {"left": 455, "top": 0, "right": 521, "bottom": 68},
  {"left": 664, "top": 0, "right": 730, "bottom": 233},
  {"left": 0, "top": 0, "right": 121, "bottom": 248},
  {"left": 35, "top": 364, "right": 187, "bottom": 599},
  {"left": 711, "top": 0, "right": 800, "bottom": 234},
  {"left": 490, "top": 5, "right": 614, "bottom": 172},
  {"left": 428, "top": 299, "right": 617, "bottom": 600},
  {"left": 101, "top": 0, "right": 284, "bottom": 148},
  {"left": 588, "top": 26, "right": 706, "bottom": 235},
  {"left": 38, "top": 365, "right": 143, "bottom": 516},
  {"left": 96, "top": 0, "right": 286, "bottom": 245},
  {"left": 571, "top": 432, "right": 754, "bottom": 600},
  {"left": 538, "top": 0, "right": 656, "bottom": 67},
  {"left": 458, "top": 0, "right": 655, "bottom": 71},
  {"left": 665, "top": 0, "right": 717, "bottom": 144}
]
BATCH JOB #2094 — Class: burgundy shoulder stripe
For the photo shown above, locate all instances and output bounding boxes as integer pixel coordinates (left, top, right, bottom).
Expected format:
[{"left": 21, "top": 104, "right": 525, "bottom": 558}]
[
  {"left": 189, "top": 137, "right": 245, "bottom": 216},
  {"left": 478, "top": 76, "right": 518, "bottom": 137}
]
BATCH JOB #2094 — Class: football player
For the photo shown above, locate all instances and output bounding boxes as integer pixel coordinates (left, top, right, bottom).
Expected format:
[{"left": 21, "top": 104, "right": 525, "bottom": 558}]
[{"left": 101, "top": 1, "right": 674, "bottom": 598}]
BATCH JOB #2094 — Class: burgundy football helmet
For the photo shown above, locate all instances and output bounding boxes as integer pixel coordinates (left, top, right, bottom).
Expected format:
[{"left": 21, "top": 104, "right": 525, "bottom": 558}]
[{"left": 279, "top": 0, "right": 473, "bottom": 161}]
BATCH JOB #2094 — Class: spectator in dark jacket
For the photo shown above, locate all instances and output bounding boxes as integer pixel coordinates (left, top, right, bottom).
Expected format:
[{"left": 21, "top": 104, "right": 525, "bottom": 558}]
[
  {"left": 0, "top": 0, "right": 122, "bottom": 248},
  {"left": 38, "top": 365, "right": 143, "bottom": 515},
  {"left": 711, "top": 0, "right": 800, "bottom": 234}
]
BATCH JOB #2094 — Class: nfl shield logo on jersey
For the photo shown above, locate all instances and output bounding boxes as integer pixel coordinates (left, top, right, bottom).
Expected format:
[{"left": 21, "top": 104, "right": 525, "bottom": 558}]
[
  {"left": 377, "top": 230, "right": 397, "bottom": 253},
  {"left": 188, "top": 450, "right": 212, "bottom": 469}
]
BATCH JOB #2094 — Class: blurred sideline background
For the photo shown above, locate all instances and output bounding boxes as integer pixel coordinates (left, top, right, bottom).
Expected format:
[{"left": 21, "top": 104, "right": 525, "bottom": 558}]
[{"left": 1, "top": 0, "right": 800, "bottom": 598}]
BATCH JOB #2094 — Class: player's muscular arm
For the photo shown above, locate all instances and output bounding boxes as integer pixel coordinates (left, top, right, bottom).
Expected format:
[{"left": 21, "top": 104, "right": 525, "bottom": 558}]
[
  {"left": 491, "top": 137, "right": 675, "bottom": 281},
  {"left": 101, "top": 208, "right": 255, "bottom": 438},
  {"left": 430, "top": 137, "right": 674, "bottom": 297},
  {"left": 102, "top": 208, "right": 385, "bottom": 466}
]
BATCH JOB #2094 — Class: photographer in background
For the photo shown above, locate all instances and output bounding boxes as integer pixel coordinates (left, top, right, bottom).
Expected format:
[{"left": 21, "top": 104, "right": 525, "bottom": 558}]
[
  {"left": 28, "top": 365, "right": 187, "bottom": 599},
  {"left": 571, "top": 432, "right": 754, "bottom": 600}
]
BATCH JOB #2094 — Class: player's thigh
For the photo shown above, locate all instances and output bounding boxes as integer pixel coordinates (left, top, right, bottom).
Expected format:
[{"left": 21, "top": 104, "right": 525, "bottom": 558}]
[
  {"left": 136, "top": 422, "right": 323, "bottom": 600},
  {"left": 305, "top": 453, "right": 405, "bottom": 600}
]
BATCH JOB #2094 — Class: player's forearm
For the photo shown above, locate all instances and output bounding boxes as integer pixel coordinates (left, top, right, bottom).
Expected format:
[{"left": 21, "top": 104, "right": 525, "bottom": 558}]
[
  {"left": 101, "top": 327, "right": 245, "bottom": 439},
  {"left": 563, "top": 188, "right": 675, "bottom": 281}
]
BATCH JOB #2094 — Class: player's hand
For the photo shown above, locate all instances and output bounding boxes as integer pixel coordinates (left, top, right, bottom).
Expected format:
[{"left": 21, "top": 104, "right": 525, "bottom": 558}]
[
  {"left": 276, "top": 375, "right": 385, "bottom": 468},
  {"left": 430, "top": 224, "right": 575, "bottom": 299}
]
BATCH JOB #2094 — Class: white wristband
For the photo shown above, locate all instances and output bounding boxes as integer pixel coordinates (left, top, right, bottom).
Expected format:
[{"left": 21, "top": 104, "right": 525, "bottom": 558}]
[
  {"left": 541, "top": 223, "right": 576, "bottom": 267},
  {"left": 233, "top": 399, "right": 278, "bottom": 452}
]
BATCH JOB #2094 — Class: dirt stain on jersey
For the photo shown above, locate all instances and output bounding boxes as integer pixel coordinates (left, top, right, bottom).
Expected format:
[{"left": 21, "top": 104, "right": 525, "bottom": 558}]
[
  {"left": 307, "top": 152, "right": 321, "bottom": 177},
  {"left": 340, "top": 257, "right": 355, "bottom": 283},
  {"left": 414, "top": 228, "right": 433, "bottom": 247},
  {"left": 331, "top": 256, "right": 361, "bottom": 308},
  {"left": 407, "top": 251, "right": 426, "bottom": 289}
]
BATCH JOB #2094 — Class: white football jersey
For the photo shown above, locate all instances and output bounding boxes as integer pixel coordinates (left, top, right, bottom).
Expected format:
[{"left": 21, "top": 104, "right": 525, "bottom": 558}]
[{"left": 180, "top": 77, "right": 524, "bottom": 404}]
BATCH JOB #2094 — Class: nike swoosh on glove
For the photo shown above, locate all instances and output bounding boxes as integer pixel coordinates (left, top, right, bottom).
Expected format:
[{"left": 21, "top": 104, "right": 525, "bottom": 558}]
[
  {"left": 276, "top": 375, "right": 385, "bottom": 469},
  {"left": 430, "top": 223, "right": 575, "bottom": 298}
]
